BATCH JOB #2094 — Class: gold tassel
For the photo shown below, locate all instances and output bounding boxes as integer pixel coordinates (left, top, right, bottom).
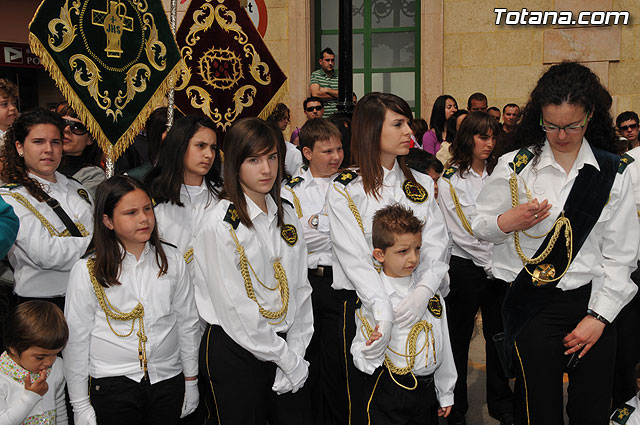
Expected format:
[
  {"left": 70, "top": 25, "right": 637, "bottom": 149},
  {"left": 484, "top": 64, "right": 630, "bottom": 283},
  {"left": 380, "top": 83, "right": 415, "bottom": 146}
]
[{"left": 257, "top": 80, "right": 289, "bottom": 121}]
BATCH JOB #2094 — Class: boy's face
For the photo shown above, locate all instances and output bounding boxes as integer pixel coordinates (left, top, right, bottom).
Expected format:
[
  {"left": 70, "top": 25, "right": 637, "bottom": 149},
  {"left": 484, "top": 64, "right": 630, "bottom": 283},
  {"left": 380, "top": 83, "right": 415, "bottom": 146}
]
[
  {"left": 303, "top": 136, "right": 344, "bottom": 178},
  {"left": 0, "top": 95, "right": 18, "bottom": 131},
  {"left": 373, "top": 232, "right": 422, "bottom": 278}
]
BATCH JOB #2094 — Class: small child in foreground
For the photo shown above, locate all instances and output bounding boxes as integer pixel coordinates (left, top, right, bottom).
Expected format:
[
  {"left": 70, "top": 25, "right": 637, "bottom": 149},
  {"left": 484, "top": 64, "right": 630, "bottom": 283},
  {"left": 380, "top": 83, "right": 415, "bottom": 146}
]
[
  {"left": 351, "top": 204, "right": 456, "bottom": 424},
  {"left": 0, "top": 300, "right": 69, "bottom": 424}
]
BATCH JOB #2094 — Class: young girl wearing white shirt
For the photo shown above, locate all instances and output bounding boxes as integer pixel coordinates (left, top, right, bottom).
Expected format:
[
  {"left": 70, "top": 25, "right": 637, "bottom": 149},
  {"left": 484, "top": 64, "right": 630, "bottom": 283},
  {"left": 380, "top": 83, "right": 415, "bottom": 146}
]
[
  {"left": 437, "top": 112, "right": 514, "bottom": 424},
  {"left": 146, "top": 115, "right": 222, "bottom": 328},
  {"left": 326, "top": 92, "right": 449, "bottom": 423},
  {"left": 63, "top": 176, "right": 200, "bottom": 425},
  {"left": 0, "top": 301, "right": 68, "bottom": 425},
  {"left": 0, "top": 108, "right": 93, "bottom": 311},
  {"left": 193, "top": 117, "right": 313, "bottom": 424}
]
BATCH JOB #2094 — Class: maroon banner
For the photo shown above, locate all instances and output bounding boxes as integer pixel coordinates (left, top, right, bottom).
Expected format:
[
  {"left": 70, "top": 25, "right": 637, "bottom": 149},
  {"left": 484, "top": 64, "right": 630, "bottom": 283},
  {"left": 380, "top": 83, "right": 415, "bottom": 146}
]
[{"left": 173, "top": 0, "right": 287, "bottom": 146}]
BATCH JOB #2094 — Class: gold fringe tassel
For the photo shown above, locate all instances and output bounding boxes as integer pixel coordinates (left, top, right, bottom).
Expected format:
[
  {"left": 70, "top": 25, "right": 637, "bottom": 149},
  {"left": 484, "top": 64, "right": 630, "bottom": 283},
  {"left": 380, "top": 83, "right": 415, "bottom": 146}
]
[
  {"left": 29, "top": 32, "right": 184, "bottom": 163},
  {"left": 257, "top": 80, "right": 289, "bottom": 121}
]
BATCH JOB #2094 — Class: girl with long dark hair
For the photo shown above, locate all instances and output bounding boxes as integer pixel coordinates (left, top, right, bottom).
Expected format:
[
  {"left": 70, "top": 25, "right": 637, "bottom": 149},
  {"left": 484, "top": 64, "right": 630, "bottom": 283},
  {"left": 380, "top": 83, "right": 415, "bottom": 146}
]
[
  {"left": 146, "top": 114, "right": 222, "bottom": 334},
  {"left": 473, "top": 62, "right": 638, "bottom": 424},
  {"left": 193, "top": 118, "right": 313, "bottom": 424},
  {"left": 422, "top": 95, "right": 458, "bottom": 155},
  {"left": 63, "top": 175, "right": 200, "bottom": 425},
  {"left": 326, "top": 92, "right": 450, "bottom": 423},
  {"left": 0, "top": 108, "right": 93, "bottom": 310},
  {"left": 438, "top": 112, "right": 514, "bottom": 424}
]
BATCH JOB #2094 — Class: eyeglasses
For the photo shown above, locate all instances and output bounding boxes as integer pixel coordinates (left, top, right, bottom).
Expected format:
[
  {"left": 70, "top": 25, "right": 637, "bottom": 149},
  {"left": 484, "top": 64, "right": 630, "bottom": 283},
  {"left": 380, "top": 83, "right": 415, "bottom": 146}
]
[
  {"left": 63, "top": 119, "right": 88, "bottom": 135},
  {"left": 540, "top": 114, "right": 588, "bottom": 134},
  {"left": 619, "top": 123, "right": 639, "bottom": 132},
  {"left": 305, "top": 105, "right": 323, "bottom": 112}
]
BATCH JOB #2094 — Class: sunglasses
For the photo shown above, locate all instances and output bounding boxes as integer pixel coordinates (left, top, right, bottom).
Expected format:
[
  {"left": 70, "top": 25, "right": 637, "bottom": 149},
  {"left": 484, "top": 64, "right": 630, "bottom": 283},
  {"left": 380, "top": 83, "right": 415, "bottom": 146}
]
[
  {"left": 619, "top": 123, "right": 638, "bottom": 132},
  {"left": 64, "top": 119, "right": 88, "bottom": 135},
  {"left": 305, "top": 105, "right": 323, "bottom": 112}
]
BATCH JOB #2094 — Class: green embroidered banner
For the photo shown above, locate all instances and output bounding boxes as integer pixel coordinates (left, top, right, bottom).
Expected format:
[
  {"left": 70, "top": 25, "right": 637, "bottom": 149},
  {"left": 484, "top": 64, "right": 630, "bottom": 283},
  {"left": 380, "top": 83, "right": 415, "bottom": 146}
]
[
  {"left": 29, "top": 0, "right": 183, "bottom": 161},
  {"left": 173, "top": 0, "right": 288, "bottom": 145}
]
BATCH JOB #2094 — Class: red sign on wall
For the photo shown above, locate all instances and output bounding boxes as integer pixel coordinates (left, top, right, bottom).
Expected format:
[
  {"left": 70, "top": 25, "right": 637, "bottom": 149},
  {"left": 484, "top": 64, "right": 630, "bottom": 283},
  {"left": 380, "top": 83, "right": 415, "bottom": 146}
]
[{"left": 0, "top": 42, "right": 43, "bottom": 68}]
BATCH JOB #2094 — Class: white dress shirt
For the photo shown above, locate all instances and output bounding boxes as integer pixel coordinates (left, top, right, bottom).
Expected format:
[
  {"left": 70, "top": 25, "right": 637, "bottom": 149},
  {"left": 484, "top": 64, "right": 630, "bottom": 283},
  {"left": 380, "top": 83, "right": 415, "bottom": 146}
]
[
  {"left": 284, "top": 142, "right": 304, "bottom": 177},
  {"left": 351, "top": 272, "right": 456, "bottom": 407},
  {"left": 154, "top": 181, "right": 219, "bottom": 324},
  {"left": 327, "top": 161, "right": 450, "bottom": 323},
  {"left": 63, "top": 243, "right": 200, "bottom": 405},
  {"left": 614, "top": 393, "right": 640, "bottom": 425},
  {"left": 281, "top": 168, "right": 333, "bottom": 268},
  {"left": 438, "top": 165, "right": 493, "bottom": 270},
  {"left": 625, "top": 146, "right": 640, "bottom": 223},
  {"left": 472, "top": 140, "right": 639, "bottom": 322},
  {"left": 0, "top": 172, "right": 93, "bottom": 297},
  {"left": 193, "top": 195, "right": 314, "bottom": 369},
  {"left": 0, "top": 353, "right": 67, "bottom": 425}
]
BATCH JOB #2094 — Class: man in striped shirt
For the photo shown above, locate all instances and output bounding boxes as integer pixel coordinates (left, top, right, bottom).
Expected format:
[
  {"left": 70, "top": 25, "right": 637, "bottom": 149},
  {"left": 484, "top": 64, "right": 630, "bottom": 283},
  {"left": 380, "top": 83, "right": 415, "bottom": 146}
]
[{"left": 310, "top": 48, "right": 339, "bottom": 116}]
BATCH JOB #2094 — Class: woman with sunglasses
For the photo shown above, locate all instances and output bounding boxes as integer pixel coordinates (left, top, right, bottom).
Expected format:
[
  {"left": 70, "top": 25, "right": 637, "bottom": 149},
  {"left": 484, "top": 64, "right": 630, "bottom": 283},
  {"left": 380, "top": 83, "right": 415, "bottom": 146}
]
[
  {"left": 472, "top": 62, "right": 638, "bottom": 424},
  {"left": 0, "top": 108, "right": 93, "bottom": 311},
  {"left": 55, "top": 102, "right": 105, "bottom": 197}
]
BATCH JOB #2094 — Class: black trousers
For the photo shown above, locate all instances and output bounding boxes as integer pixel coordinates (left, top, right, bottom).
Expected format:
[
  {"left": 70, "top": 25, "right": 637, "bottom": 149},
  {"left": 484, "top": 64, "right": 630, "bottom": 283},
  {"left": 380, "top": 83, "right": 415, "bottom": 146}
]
[
  {"left": 445, "top": 256, "right": 512, "bottom": 418},
  {"left": 612, "top": 262, "right": 640, "bottom": 408},
  {"left": 513, "top": 283, "right": 616, "bottom": 425},
  {"left": 90, "top": 373, "right": 184, "bottom": 425},
  {"left": 305, "top": 268, "right": 345, "bottom": 425},
  {"left": 198, "top": 324, "right": 312, "bottom": 425},
  {"left": 365, "top": 368, "right": 439, "bottom": 425},
  {"left": 322, "top": 288, "right": 368, "bottom": 425}
]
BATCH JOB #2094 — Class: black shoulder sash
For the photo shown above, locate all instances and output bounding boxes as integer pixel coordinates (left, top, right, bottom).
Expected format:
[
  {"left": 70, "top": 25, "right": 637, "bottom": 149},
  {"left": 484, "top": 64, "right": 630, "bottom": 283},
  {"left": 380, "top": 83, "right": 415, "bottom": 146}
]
[{"left": 502, "top": 147, "right": 619, "bottom": 374}]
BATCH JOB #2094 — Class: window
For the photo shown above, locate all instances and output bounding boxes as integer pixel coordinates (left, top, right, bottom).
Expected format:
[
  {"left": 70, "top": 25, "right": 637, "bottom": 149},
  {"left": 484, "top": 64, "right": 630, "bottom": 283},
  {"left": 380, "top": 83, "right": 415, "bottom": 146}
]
[{"left": 315, "top": 0, "right": 420, "bottom": 115}]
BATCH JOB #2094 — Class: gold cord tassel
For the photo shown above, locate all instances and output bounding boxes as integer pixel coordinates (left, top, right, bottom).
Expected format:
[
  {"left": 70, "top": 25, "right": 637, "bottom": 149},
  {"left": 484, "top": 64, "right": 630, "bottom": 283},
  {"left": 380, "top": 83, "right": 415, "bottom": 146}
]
[
  {"left": 357, "top": 309, "right": 435, "bottom": 390},
  {"left": 508, "top": 164, "right": 573, "bottom": 284},
  {"left": 333, "top": 184, "right": 364, "bottom": 234},
  {"left": 230, "top": 228, "right": 289, "bottom": 324},
  {"left": 87, "top": 259, "right": 148, "bottom": 374}
]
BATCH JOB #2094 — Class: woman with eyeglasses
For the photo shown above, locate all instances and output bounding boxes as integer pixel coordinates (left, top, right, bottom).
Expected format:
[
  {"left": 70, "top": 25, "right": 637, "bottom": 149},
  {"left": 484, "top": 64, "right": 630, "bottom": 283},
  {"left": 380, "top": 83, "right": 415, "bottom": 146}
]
[
  {"left": 472, "top": 62, "right": 638, "bottom": 424},
  {"left": 55, "top": 102, "right": 105, "bottom": 197},
  {"left": 0, "top": 108, "right": 93, "bottom": 311}
]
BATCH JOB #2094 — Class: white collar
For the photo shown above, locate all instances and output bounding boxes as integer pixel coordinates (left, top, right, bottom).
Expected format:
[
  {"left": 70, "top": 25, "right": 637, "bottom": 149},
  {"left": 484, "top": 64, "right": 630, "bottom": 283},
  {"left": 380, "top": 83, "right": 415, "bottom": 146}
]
[
  {"left": 245, "top": 193, "right": 277, "bottom": 222},
  {"left": 536, "top": 138, "right": 599, "bottom": 173}
]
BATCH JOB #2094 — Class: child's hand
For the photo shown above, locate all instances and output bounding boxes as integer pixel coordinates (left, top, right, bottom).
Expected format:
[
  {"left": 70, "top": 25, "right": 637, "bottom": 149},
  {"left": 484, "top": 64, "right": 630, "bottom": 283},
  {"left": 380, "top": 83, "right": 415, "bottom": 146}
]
[
  {"left": 365, "top": 324, "right": 382, "bottom": 346},
  {"left": 24, "top": 370, "right": 48, "bottom": 396},
  {"left": 438, "top": 405, "right": 452, "bottom": 417}
]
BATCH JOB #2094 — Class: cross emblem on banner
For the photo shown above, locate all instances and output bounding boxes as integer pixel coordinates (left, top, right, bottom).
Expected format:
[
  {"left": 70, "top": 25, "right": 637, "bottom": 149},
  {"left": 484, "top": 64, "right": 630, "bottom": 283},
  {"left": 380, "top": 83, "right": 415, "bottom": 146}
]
[{"left": 91, "top": 1, "right": 134, "bottom": 58}]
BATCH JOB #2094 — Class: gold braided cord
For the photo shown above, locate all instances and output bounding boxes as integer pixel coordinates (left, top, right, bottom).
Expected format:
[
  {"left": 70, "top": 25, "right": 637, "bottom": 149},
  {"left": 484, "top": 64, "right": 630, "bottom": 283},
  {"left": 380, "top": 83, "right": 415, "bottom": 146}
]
[
  {"left": 284, "top": 187, "right": 303, "bottom": 219},
  {"left": 229, "top": 227, "right": 289, "bottom": 325},
  {"left": 87, "top": 259, "right": 148, "bottom": 374},
  {"left": 508, "top": 164, "right": 573, "bottom": 284},
  {"left": 357, "top": 309, "right": 436, "bottom": 391},
  {"left": 333, "top": 184, "right": 364, "bottom": 234},
  {"left": 184, "top": 248, "right": 194, "bottom": 264},
  {"left": 443, "top": 179, "right": 473, "bottom": 236},
  {"left": 0, "top": 192, "right": 89, "bottom": 237}
]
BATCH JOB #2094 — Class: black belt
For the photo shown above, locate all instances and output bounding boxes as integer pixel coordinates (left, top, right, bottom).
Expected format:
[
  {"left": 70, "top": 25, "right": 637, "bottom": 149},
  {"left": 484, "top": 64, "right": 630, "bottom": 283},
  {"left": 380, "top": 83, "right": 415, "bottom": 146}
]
[{"left": 309, "top": 265, "right": 332, "bottom": 277}]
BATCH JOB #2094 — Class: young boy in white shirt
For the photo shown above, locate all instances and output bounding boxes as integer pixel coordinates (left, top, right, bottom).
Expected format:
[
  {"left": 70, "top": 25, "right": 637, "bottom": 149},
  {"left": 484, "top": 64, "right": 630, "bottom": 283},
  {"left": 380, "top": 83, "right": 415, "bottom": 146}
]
[{"left": 351, "top": 203, "right": 456, "bottom": 424}]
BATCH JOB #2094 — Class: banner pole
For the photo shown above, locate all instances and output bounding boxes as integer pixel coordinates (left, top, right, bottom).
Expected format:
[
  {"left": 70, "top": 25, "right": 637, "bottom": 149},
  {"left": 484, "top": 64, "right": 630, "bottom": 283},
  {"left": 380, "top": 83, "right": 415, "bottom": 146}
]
[{"left": 166, "top": 0, "right": 178, "bottom": 132}]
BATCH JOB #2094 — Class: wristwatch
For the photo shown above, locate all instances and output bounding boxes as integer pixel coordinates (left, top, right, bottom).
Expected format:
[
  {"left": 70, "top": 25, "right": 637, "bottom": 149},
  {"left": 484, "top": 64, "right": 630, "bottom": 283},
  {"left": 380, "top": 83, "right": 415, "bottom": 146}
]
[
  {"left": 310, "top": 215, "right": 319, "bottom": 229},
  {"left": 586, "top": 309, "right": 610, "bottom": 325}
]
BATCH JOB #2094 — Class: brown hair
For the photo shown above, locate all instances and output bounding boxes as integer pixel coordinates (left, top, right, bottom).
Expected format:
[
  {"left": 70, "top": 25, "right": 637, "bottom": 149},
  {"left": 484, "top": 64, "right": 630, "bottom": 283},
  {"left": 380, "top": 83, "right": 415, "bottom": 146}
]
[
  {"left": 0, "top": 108, "right": 65, "bottom": 202},
  {"left": 299, "top": 118, "right": 342, "bottom": 165},
  {"left": 351, "top": 92, "right": 416, "bottom": 199},
  {"left": 450, "top": 111, "right": 500, "bottom": 176},
  {"left": 0, "top": 78, "right": 18, "bottom": 101},
  {"left": 90, "top": 175, "right": 168, "bottom": 287},
  {"left": 372, "top": 204, "right": 424, "bottom": 251},
  {"left": 4, "top": 301, "right": 69, "bottom": 355},
  {"left": 220, "top": 118, "right": 284, "bottom": 228}
]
